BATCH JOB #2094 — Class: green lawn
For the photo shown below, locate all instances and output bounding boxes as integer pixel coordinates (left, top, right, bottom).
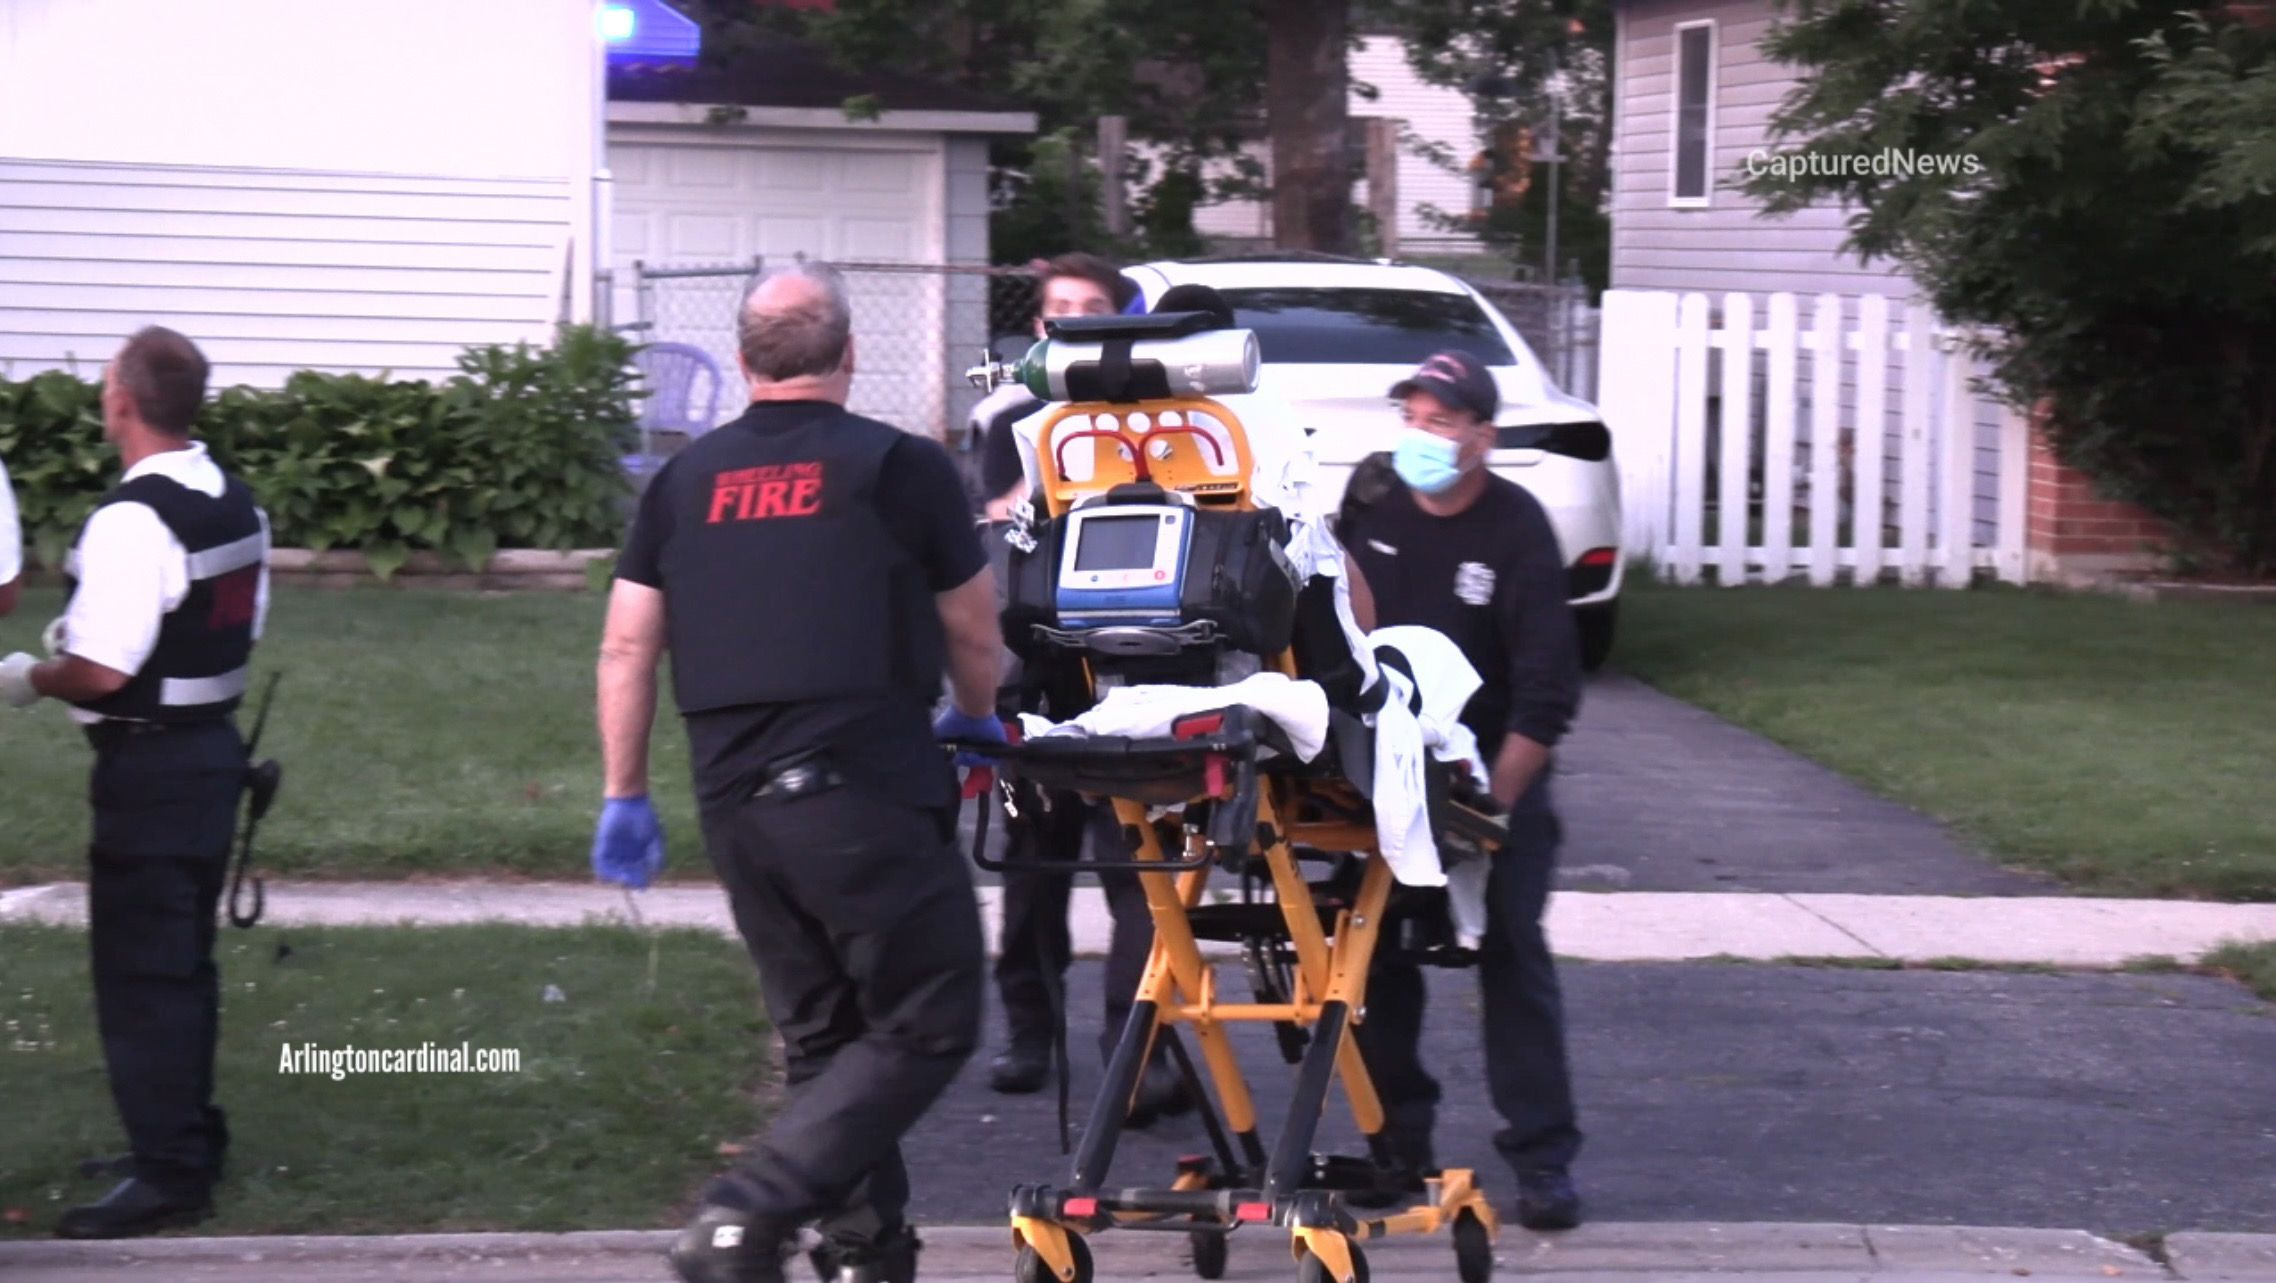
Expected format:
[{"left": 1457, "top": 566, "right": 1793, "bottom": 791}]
[
  {"left": 0, "top": 922, "right": 767, "bottom": 1237},
  {"left": 0, "top": 586, "right": 697, "bottom": 883},
  {"left": 8, "top": 579, "right": 2272, "bottom": 901},
  {"left": 2205, "top": 941, "right": 2276, "bottom": 1002},
  {"left": 1617, "top": 579, "right": 2276, "bottom": 901}
]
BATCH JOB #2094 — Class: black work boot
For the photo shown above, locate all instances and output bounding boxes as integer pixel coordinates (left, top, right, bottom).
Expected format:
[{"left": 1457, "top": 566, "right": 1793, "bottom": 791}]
[
  {"left": 670, "top": 1204, "right": 797, "bottom": 1283},
  {"left": 1347, "top": 1104, "right": 1436, "bottom": 1209},
  {"left": 1514, "top": 1168, "right": 1582, "bottom": 1231},
  {"left": 987, "top": 1044, "right": 1051, "bottom": 1095},
  {"left": 54, "top": 1179, "right": 213, "bottom": 1239},
  {"left": 1125, "top": 1057, "right": 1198, "bottom": 1130},
  {"left": 810, "top": 1222, "right": 922, "bottom": 1283}
]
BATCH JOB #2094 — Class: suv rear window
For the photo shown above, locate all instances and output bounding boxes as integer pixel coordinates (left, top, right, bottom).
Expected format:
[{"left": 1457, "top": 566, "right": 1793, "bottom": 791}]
[{"left": 1215, "top": 287, "right": 1518, "bottom": 366}]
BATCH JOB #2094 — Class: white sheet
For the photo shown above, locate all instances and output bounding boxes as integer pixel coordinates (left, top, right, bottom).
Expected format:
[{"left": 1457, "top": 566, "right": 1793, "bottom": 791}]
[{"left": 1034, "top": 671, "right": 1330, "bottom": 762}]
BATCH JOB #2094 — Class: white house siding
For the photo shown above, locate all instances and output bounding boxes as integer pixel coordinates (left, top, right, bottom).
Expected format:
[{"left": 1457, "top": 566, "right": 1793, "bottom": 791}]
[
  {"left": 0, "top": 160, "right": 575, "bottom": 387},
  {"left": 0, "top": 0, "right": 602, "bottom": 388},
  {"left": 1609, "top": 0, "right": 2003, "bottom": 545},
  {"left": 1184, "top": 34, "right": 1482, "bottom": 251},
  {"left": 1610, "top": 0, "right": 1911, "bottom": 299}
]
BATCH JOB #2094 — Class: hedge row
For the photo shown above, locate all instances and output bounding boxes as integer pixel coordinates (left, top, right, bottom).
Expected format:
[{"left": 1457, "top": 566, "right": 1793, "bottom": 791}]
[{"left": 0, "top": 324, "right": 641, "bottom": 579}]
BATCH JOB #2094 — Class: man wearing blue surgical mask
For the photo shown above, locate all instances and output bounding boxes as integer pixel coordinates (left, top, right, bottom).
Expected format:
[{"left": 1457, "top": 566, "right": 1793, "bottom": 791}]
[{"left": 1335, "top": 349, "right": 1587, "bottom": 1233}]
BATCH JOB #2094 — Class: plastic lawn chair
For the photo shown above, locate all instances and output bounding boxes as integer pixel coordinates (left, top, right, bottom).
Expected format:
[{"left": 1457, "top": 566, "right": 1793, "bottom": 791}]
[{"left": 626, "top": 342, "right": 724, "bottom": 478}]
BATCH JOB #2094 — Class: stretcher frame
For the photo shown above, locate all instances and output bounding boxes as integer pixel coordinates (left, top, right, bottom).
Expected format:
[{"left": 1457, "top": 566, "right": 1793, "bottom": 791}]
[{"left": 964, "top": 397, "right": 1505, "bottom": 1283}]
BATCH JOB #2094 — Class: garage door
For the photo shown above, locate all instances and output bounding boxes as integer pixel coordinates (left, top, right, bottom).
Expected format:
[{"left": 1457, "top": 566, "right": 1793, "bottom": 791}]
[
  {"left": 610, "top": 139, "right": 931, "bottom": 267},
  {"left": 608, "top": 137, "right": 945, "bottom": 432}
]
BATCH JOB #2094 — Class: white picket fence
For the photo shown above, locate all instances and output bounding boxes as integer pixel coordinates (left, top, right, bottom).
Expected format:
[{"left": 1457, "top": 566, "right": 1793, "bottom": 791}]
[{"left": 1595, "top": 289, "right": 2032, "bottom": 587}]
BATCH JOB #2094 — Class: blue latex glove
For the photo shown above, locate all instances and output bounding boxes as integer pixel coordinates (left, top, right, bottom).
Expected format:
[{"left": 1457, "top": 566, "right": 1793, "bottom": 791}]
[
  {"left": 592, "top": 796, "right": 667, "bottom": 889},
  {"left": 934, "top": 707, "right": 1007, "bottom": 770}
]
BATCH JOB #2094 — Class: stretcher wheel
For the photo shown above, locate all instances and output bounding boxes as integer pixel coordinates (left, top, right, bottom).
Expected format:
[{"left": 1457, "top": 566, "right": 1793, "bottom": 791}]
[
  {"left": 1015, "top": 1233, "right": 1093, "bottom": 1283},
  {"left": 1453, "top": 1209, "right": 1494, "bottom": 1283},
  {"left": 1188, "top": 1227, "right": 1228, "bottom": 1279},
  {"left": 1297, "top": 1242, "right": 1369, "bottom": 1283}
]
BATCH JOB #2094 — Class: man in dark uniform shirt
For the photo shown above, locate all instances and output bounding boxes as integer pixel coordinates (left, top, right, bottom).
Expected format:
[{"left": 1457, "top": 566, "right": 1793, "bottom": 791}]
[
  {"left": 971, "top": 255, "right": 1189, "bottom": 1123},
  {"left": 1337, "top": 349, "right": 1587, "bottom": 1232},
  {"left": 594, "top": 262, "right": 1005, "bottom": 1283},
  {"left": 1, "top": 327, "right": 269, "bottom": 1239}
]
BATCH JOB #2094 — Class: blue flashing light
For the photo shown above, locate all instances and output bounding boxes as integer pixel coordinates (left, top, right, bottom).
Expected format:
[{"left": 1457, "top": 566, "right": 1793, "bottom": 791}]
[{"left": 602, "top": 0, "right": 700, "bottom": 62}]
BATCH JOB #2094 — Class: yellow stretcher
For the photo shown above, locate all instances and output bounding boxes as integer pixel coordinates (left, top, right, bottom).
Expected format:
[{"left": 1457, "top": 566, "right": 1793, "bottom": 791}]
[{"left": 955, "top": 385, "right": 1511, "bottom": 1283}]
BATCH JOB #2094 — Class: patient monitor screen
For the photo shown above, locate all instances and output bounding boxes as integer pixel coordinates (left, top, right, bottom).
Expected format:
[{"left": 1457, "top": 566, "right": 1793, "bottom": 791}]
[{"left": 1073, "top": 515, "right": 1164, "bottom": 572}]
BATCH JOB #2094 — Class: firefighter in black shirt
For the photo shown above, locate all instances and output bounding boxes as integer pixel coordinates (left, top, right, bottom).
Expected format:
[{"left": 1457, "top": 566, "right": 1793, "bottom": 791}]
[
  {"left": 1336, "top": 350, "right": 1587, "bottom": 1232},
  {"left": 595, "top": 263, "right": 1004, "bottom": 1283}
]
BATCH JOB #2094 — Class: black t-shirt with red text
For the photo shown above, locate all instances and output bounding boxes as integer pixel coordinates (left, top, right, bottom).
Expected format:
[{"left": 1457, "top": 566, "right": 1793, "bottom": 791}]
[{"left": 617, "top": 401, "right": 987, "bottom": 815}]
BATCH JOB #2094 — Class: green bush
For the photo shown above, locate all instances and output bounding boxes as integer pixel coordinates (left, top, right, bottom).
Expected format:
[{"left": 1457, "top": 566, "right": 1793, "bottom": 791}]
[{"left": 0, "top": 324, "right": 640, "bottom": 579}]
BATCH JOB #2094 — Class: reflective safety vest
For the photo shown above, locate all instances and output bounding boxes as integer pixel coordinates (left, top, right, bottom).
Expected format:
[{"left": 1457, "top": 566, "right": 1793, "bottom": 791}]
[{"left": 64, "top": 474, "right": 266, "bottom": 724}]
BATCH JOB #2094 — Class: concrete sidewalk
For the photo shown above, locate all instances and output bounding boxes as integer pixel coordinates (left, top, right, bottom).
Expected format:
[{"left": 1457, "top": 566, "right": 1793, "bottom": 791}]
[
  {"left": 2, "top": 1222, "right": 2272, "bottom": 1283},
  {"left": 6, "top": 880, "right": 2274, "bottom": 967}
]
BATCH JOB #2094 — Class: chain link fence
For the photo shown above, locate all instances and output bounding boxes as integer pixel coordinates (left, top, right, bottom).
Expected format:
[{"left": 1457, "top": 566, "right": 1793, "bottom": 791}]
[
  {"left": 620, "top": 257, "right": 1041, "bottom": 447},
  {"left": 613, "top": 259, "right": 1602, "bottom": 497},
  {"left": 1464, "top": 278, "right": 1600, "bottom": 405}
]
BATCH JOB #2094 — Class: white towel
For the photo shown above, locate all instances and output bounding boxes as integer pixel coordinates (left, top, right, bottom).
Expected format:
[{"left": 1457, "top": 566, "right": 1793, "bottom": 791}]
[
  {"left": 1362, "top": 625, "right": 1493, "bottom": 942},
  {"left": 1038, "top": 671, "right": 1331, "bottom": 762}
]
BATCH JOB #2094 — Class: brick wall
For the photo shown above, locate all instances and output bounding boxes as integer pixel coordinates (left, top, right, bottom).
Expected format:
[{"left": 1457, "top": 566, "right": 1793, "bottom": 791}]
[{"left": 2025, "top": 402, "right": 2174, "bottom": 580}]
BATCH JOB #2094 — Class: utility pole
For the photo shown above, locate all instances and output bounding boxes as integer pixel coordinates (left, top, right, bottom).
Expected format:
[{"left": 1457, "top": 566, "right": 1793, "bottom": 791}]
[
  {"left": 1540, "top": 63, "right": 1563, "bottom": 289},
  {"left": 1099, "top": 115, "right": 1129, "bottom": 240},
  {"left": 1366, "top": 117, "right": 1401, "bottom": 257}
]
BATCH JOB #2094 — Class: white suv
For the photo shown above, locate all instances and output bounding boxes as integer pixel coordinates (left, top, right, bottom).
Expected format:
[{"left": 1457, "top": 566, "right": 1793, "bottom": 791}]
[{"left": 1121, "top": 256, "right": 1625, "bottom": 669}]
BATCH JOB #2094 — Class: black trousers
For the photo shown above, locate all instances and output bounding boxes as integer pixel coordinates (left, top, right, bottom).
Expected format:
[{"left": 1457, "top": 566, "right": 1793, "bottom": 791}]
[
  {"left": 1352, "top": 773, "right": 1582, "bottom": 1177},
  {"left": 699, "top": 777, "right": 985, "bottom": 1234},
  {"left": 992, "top": 794, "right": 1155, "bottom": 1061},
  {"left": 84, "top": 720, "right": 245, "bottom": 1200}
]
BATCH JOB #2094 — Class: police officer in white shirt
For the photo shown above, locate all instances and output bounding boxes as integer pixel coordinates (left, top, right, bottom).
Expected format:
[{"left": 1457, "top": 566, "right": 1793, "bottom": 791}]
[
  {"left": 0, "top": 451, "right": 22, "bottom": 617},
  {"left": 0, "top": 327, "right": 270, "bottom": 1240}
]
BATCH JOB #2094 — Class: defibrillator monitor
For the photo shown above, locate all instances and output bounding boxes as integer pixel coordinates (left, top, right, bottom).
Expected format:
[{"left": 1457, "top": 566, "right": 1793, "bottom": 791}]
[{"left": 1056, "top": 505, "right": 1193, "bottom": 626}]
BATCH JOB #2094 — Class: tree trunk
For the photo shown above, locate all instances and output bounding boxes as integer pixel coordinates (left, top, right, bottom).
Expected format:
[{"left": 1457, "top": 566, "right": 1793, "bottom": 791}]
[{"left": 1263, "top": 0, "right": 1351, "bottom": 253}]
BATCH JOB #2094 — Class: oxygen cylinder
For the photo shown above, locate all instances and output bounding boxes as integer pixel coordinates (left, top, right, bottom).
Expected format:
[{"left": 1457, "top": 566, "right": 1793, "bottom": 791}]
[{"left": 1006, "top": 328, "right": 1262, "bottom": 402}]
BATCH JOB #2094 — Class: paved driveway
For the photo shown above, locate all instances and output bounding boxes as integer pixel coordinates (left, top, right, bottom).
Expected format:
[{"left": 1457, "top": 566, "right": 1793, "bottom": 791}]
[{"left": 1553, "top": 674, "right": 2057, "bottom": 896}]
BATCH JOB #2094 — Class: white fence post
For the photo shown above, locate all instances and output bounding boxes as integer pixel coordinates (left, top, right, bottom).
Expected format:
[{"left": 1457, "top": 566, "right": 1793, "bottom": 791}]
[
  {"left": 1717, "top": 294, "right": 1755, "bottom": 586},
  {"left": 1807, "top": 295, "right": 1843, "bottom": 587},
  {"left": 1672, "top": 293, "right": 1712, "bottom": 584},
  {"left": 1854, "top": 295, "right": 1891, "bottom": 585},
  {"left": 1762, "top": 293, "right": 1799, "bottom": 581},
  {"left": 1937, "top": 333, "right": 1974, "bottom": 588},
  {"left": 1595, "top": 290, "right": 1679, "bottom": 569},
  {"left": 1898, "top": 303, "right": 1938, "bottom": 586}
]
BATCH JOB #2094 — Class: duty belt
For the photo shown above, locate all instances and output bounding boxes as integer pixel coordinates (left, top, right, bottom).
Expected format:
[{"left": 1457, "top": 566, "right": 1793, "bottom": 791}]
[
  {"left": 82, "top": 718, "right": 212, "bottom": 749},
  {"left": 753, "top": 758, "right": 848, "bottom": 801}
]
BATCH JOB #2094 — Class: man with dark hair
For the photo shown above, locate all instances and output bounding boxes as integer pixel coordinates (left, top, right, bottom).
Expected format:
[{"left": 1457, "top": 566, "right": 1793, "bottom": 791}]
[
  {"left": 1, "top": 326, "right": 269, "bottom": 1239},
  {"left": 974, "top": 253, "right": 1139, "bottom": 522},
  {"left": 594, "top": 262, "right": 1002, "bottom": 1283},
  {"left": 968, "top": 258, "right": 1193, "bottom": 1123},
  {"left": 1337, "top": 349, "right": 1586, "bottom": 1233}
]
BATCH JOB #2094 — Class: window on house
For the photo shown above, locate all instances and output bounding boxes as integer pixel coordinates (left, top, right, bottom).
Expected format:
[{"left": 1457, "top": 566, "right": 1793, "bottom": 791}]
[{"left": 1671, "top": 20, "right": 1716, "bottom": 204}]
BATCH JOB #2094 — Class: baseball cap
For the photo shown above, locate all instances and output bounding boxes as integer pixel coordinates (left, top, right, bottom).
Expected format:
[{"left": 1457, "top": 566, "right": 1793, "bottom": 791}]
[{"left": 1389, "top": 350, "right": 1497, "bottom": 422}]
